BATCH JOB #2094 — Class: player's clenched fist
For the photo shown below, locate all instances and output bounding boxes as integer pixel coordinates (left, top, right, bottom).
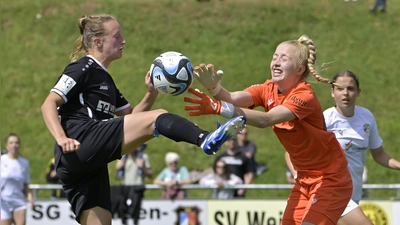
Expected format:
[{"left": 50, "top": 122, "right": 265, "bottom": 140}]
[{"left": 56, "top": 137, "right": 81, "bottom": 153}]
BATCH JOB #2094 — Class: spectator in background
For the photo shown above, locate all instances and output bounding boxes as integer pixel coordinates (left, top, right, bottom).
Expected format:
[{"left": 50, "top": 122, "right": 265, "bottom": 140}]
[
  {"left": 154, "top": 152, "right": 192, "bottom": 199},
  {"left": 115, "top": 143, "right": 152, "bottom": 225},
  {"left": 236, "top": 127, "right": 268, "bottom": 176},
  {"left": 116, "top": 143, "right": 152, "bottom": 184},
  {"left": 200, "top": 159, "right": 242, "bottom": 199},
  {"left": 45, "top": 158, "right": 67, "bottom": 199},
  {"left": 1, "top": 133, "right": 34, "bottom": 225},
  {"left": 370, "top": 0, "right": 386, "bottom": 12},
  {"left": 215, "top": 136, "right": 254, "bottom": 198}
]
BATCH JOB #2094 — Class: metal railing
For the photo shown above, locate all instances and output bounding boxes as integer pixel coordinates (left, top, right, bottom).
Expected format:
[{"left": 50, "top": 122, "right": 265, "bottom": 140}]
[{"left": 29, "top": 183, "right": 400, "bottom": 199}]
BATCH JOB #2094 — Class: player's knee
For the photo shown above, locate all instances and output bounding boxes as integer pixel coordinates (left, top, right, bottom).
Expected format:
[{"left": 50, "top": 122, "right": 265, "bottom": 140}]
[{"left": 153, "top": 108, "right": 168, "bottom": 115}]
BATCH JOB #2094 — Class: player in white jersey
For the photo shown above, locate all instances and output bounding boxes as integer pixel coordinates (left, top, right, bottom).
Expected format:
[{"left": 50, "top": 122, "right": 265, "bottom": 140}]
[
  {"left": 324, "top": 70, "right": 400, "bottom": 225},
  {"left": 1, "top": 133, "right": 34, "bottom": 225}
]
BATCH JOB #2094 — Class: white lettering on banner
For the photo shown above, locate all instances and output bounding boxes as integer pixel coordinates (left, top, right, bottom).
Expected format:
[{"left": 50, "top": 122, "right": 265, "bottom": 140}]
[{"left": 26, "top": 199, "right": 400, "bottom": 225}]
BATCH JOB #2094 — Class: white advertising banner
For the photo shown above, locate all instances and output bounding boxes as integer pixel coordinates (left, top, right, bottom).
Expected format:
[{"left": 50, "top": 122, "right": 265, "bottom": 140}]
[
  {"left": 393, "top": 200, "right": 400, "bottom": 224},
  {"left": 26, "top": 199, "right": 400, "bottom": 225},
  {"left": 27, "top": 199, "right": 207, "bottom": 225}
]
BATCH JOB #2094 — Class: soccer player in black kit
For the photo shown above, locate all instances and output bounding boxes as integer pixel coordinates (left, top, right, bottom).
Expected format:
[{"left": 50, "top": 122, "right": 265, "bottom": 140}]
[{"left": 41, "top": 14, "right": 246, "bottom": 225}]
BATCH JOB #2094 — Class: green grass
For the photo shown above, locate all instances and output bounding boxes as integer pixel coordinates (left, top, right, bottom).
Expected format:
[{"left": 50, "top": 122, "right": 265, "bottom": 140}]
[{"left": 1, "top": 0, "right": 400, "bottom": 199}]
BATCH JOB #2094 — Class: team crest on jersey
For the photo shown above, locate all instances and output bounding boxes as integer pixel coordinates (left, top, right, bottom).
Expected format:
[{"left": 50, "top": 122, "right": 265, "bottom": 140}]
[
  {"left": 174, "top": 206, "right": 201, "bottom": 225},
  {"left": 363, "top": 123, "right": 370, "bottom": 134},
  {"left": 345, "top": 140, "right": 353, "bottom": 150}
]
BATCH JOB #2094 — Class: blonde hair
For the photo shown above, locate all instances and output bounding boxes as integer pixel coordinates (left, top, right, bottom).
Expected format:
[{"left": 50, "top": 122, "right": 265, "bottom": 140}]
[
  {"left": 282, "top": 35, "right": 333, "bottom": 85},
  {"left": 70, "top": 14, "right": 117, "bottom": 62}
]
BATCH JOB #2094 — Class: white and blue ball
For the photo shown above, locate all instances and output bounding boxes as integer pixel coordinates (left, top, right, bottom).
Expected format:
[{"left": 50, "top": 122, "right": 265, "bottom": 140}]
[{"left": 150, "top": 51, "right": 193, "bottom": 96}]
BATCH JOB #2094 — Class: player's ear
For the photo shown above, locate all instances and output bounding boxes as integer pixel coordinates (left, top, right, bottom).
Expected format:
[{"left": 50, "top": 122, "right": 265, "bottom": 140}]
[
  {"left": 93, "top": 37, "right": 102, "bottom": 48},
  {"left": 297, "top": 65, "right": 305, "bottom": 75}
]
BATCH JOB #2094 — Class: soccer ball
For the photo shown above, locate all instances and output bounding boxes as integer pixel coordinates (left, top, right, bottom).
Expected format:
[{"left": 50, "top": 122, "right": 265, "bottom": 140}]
[{"left": 150, "top": 51, "right": 193, "bottom": 96}]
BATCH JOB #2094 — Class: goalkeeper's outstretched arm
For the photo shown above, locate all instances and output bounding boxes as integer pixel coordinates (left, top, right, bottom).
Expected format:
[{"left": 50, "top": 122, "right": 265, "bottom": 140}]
[
  {"left": 184, "top": 88, "right": 296, "bottom": 128},
  {"left": 194, "top": 63, "right": 255, "bottom": 108}
]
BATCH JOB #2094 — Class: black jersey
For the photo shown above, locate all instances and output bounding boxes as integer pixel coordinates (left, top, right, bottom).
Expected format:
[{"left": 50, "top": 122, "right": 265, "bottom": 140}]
[
  {"left": 51, "top": 56, "right": 130, "bottom": 121},
  {"left": 215, "top": 151, "right": 253, "bottom": 180},
  {"left": 50, "top": 56, "right": 131, "bottom": 223}
]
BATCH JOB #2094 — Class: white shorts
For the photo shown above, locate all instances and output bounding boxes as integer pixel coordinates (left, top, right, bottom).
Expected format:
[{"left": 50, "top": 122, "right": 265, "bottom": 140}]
[
  {"left": 1, "top": 200, "right": 27, "bottom": 220},
  {"left": 341, "top": 199, "right": 359, "bottom": 217}
]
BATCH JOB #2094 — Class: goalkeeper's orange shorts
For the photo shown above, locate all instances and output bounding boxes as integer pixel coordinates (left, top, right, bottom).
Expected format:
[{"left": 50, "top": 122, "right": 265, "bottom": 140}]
[{"left": 281, "top": 167, "right": 353, "bottom": 225}]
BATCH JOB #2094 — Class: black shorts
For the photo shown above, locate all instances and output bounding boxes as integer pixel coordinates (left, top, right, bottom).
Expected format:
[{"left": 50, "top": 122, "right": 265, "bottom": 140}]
[{"left": 55, "top": 117, "right": 124, "bottom": 223}]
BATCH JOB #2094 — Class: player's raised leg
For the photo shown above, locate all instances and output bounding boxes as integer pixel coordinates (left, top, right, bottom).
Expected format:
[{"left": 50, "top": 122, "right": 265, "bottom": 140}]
[
  {"left": 122, "top": 110, "right": 246, "bottom": 156},
  {"left": 121, "top": 109, "right": 167, "bottom": 155}
]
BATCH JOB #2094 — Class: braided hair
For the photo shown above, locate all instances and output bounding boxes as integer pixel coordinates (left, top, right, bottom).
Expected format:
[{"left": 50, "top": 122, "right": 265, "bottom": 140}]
[{"left": 282, "top": 35, "right": 334, "bottom": 85}]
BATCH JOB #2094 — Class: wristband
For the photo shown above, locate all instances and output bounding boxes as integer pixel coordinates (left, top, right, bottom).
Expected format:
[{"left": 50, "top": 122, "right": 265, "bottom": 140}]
[
  {"left": 208, "top": 83, "right": 221, "bottom": 96},
  {"left": 219, "top": 101, "right": 234, "bottom": 119}
]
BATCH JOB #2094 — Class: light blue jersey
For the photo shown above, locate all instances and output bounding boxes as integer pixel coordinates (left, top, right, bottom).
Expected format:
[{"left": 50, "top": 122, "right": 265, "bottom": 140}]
[{"left": 156, "top": 166, "right": 190, "bottom": 182}]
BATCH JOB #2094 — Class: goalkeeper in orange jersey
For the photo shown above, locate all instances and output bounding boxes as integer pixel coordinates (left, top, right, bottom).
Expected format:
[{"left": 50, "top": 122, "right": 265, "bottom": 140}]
[{"left": 184, "top": 35, "right": 353, "bottom": 225}]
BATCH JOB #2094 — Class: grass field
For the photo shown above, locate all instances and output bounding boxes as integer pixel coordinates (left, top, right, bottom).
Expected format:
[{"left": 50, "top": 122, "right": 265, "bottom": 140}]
[{"left": 1, "top": 0, "right": 400, "bottom": 199}]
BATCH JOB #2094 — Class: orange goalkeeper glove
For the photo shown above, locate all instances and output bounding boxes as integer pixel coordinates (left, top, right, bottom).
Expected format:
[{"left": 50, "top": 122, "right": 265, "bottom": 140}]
[{"left": 184, "top": 88, "right": 234, "bottom": 118}]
